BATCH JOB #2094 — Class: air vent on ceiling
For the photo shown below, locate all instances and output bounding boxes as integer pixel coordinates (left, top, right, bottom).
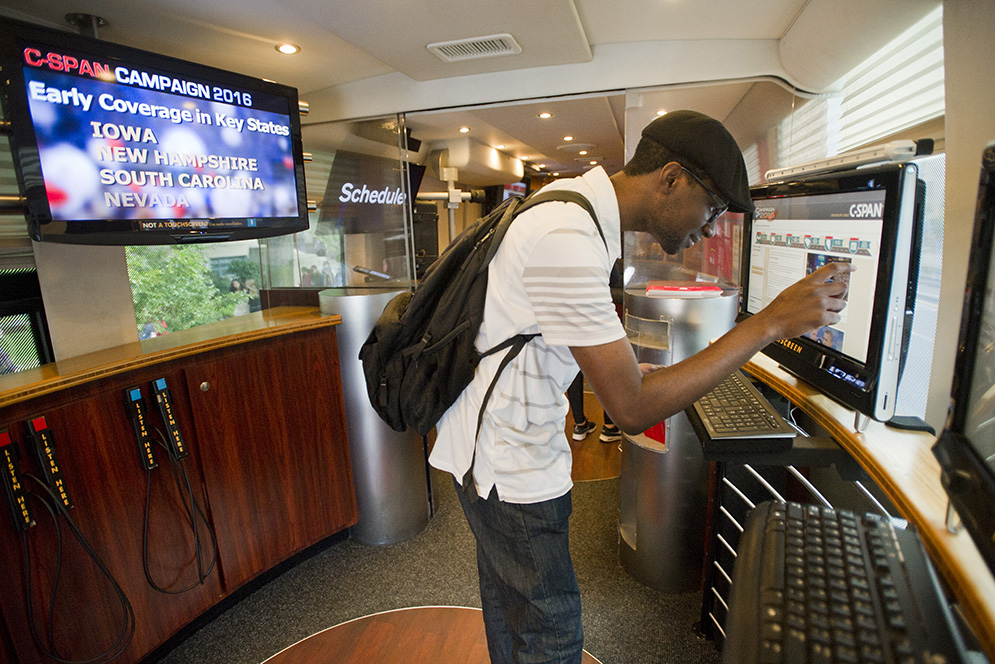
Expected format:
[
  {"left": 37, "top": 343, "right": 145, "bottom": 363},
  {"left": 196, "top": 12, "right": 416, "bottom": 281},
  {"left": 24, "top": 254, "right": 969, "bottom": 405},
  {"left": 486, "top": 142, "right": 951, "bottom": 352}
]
[{"left": 427, "top": 33, "right": 522, "bottom": 62}]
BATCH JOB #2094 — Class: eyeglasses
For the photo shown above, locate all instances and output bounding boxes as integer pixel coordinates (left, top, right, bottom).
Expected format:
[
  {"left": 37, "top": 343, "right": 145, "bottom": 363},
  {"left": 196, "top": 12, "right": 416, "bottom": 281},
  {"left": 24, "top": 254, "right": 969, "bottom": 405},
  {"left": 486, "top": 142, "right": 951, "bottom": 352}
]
[{"left": 682, "top": 167, "right": 728, "bottom": 225}]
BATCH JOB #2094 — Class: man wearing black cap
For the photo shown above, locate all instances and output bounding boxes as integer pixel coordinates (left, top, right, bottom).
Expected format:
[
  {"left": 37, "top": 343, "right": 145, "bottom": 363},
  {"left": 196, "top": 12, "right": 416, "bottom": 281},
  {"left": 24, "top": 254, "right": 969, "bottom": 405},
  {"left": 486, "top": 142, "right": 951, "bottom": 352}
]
[{"left": 430, "top": 110, "right": 851, "bottom": 664}]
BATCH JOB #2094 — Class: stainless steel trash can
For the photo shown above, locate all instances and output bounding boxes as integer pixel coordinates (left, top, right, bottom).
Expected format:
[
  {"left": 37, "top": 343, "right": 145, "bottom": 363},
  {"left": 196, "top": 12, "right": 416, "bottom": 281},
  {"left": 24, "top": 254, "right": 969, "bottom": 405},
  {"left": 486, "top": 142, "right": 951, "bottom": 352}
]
[
  {"left": 319, "top": 288, "right": 430, "bottom": 546},
  {"left": 618, "top": 286, "right": 738, "bottom": 591}
]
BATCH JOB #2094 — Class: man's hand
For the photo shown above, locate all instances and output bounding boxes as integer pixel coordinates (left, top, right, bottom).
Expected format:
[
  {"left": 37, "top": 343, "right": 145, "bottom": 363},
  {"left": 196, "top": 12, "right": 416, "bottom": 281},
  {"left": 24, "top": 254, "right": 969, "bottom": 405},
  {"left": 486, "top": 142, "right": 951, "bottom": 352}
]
[
  {"left": 571, "top": 262, "right": 854, "bottom": 433},
  {"left": 756, "top": 262, "right": 853, "bottom": 341}
]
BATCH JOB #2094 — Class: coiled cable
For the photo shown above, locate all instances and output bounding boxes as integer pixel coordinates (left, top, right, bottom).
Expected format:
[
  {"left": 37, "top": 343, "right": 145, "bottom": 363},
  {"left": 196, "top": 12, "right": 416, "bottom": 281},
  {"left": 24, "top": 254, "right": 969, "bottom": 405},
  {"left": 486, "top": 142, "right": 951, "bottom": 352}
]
[
  {"left": 142, "top": 430, "right": 217, "bottom": 594},
  {"left": 21, "top": 474, "right": 135, "bottom": 664}
]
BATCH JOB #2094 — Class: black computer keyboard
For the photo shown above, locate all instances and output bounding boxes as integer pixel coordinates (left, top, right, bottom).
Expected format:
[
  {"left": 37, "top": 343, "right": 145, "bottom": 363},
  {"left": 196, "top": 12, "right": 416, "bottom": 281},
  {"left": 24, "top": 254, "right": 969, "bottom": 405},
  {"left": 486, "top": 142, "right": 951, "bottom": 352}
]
[
  {"left": 724, "top": 501, "right": 964, "bottom": 664},
  {"left": 691, "top": 370, "right": 798, "bottom": 445}
]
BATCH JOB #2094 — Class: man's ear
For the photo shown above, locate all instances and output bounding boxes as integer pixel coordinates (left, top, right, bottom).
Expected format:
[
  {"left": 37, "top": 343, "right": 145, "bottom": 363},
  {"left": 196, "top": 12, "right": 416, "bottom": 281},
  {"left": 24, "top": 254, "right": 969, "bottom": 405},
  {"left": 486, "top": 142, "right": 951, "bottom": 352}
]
[{"left": 658, "top": 161, "right": 683, "bottom": 192}]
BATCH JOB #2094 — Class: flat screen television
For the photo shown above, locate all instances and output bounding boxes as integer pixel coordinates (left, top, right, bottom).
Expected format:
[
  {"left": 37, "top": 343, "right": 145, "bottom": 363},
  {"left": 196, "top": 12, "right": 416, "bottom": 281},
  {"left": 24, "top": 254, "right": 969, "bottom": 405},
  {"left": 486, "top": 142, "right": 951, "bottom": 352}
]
[
  {"left": 932, "top": 141, "right": 995, "bottom": 572},
  {"left": 0, "top": 17, "right": 309, "bottom": 244},
  {"left": 740, "top": 162, "right": 923, "bottom": 425}
]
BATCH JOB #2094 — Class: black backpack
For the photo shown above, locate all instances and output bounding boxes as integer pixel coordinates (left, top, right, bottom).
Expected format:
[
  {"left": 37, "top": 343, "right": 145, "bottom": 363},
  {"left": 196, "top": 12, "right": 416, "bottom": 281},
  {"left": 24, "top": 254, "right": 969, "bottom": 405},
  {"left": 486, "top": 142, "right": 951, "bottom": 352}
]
[{"left": 358, "top": 189, "right": 604, "bottom": 439}]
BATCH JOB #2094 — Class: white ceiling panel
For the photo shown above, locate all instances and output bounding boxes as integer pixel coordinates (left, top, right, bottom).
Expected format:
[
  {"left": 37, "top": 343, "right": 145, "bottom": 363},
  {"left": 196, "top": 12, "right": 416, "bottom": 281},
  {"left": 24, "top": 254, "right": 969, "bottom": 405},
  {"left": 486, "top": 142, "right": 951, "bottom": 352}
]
[
  {"left": 406, "top": 95, "right": 626, "bottom": 178},
  {"left": 0, "top": 0, "right": 941, "bottom": 186},
  {"left": 292, "top": 0, "right": 593, "bottom": 82},
  {"left": 0, "top": 0, "right": 395, "bottom": 93},
  {"left": 575, "top": 0, "right": 808, "bottom": 43}
]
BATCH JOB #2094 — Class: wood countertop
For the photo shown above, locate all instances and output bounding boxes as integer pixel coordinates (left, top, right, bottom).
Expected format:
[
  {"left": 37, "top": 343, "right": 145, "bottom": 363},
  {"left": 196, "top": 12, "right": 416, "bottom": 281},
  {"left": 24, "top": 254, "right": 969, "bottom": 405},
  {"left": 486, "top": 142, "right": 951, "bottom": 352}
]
[
  {"left": 745, "top": 353, "right": 995, "bottom": 660},
  {"left": 0, "top": 306, "right": 340, "bottom": 410}
]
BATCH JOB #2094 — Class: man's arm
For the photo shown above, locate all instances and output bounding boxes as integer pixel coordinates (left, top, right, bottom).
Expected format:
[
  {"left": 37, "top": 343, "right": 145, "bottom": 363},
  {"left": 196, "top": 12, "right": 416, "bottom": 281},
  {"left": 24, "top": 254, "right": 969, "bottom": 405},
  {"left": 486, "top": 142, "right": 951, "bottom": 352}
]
[{"left": 571, "top": 262, "right": 852, "bottom": 433}]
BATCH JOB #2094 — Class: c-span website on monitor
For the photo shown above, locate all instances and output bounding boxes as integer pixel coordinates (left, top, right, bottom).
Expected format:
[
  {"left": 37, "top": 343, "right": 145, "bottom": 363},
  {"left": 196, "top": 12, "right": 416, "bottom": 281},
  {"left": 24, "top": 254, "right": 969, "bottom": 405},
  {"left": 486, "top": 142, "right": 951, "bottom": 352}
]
[{"left": 746, "top": 190, "right": 886, "bottom": 365}]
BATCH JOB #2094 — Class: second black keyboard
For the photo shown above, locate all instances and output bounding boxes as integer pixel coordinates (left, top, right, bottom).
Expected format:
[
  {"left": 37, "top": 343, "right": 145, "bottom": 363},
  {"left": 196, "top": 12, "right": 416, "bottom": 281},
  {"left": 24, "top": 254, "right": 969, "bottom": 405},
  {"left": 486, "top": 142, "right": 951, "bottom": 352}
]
[{"left": 723, "top": 501, "right": 964, "bottom": 664}]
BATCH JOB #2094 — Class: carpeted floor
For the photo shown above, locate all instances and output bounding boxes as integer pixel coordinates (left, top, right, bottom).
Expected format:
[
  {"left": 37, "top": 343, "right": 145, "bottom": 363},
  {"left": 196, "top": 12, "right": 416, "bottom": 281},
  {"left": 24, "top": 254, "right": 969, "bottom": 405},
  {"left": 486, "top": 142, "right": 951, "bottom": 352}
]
[{"left": 154, "top": 468, "right": 723, "bottom": 664}]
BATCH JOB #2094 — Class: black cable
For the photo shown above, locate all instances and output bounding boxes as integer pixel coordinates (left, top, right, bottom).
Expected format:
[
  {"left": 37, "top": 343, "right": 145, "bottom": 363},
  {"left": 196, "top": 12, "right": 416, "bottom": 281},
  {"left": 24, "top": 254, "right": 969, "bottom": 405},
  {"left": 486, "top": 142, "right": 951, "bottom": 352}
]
[
  {"left": 141, "top": 432, "right": 217, "bottom": 594},
  {"left": 23, "top": 491, "right": 62, "bottom": 657},
  {"left": 169, "top": 442, "right": 212, "bottom": 584},
  {"left": 159, "top": 432, "right": 217, "bottom": 584},
  {"left": 21, "top": 475, "right": 135, "bottom": 664}
]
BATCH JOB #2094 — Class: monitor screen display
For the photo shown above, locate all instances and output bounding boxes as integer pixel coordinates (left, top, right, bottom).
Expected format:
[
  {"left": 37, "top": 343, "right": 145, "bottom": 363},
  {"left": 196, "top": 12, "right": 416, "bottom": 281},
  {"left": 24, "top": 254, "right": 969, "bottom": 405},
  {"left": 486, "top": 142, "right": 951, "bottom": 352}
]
[
  {"left": 0, "top": 18, "right": 309, "bottom": 244},
  {"left": 746, "top": 188, "right": 886, "bottom": 366},
  {"left": 933, "top": 142, "right": 995, "bottom": 572},
  {"left": 743, "top": 163, "right": 921, "bottom": 422},
  {"left": 962, "top": 231, "right": 995, "bottom": 449},
  {"left": 957, "top": 147, "right": 995, "bottom": 451}
]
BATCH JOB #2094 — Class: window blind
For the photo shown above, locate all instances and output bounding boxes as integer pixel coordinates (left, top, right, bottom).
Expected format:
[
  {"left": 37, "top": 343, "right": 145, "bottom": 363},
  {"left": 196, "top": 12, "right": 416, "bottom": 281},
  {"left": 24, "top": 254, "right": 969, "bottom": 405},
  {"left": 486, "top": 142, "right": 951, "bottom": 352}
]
[
  {"left": 776, "top": 95, "right": 842, "bottom": 173},
  {"left": 836, "top": 7, "right": 944, "bottom": 153},
  {"left": 763, "top": 5, "right": 944, "bottom": 175},
  {"left": 742, "top": 143, "right": 762, "bottom": 186}
]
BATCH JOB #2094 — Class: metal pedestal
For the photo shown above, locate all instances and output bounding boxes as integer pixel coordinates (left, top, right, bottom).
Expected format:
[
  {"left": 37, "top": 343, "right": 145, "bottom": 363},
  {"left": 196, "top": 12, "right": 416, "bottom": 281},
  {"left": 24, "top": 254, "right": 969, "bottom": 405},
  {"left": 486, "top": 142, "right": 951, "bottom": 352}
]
[
  {"left": 618, "top": 288, "right": 738, "bottom": 591},
  {"left": 320, "top": 288, "right": 430, "bottom": 546}
]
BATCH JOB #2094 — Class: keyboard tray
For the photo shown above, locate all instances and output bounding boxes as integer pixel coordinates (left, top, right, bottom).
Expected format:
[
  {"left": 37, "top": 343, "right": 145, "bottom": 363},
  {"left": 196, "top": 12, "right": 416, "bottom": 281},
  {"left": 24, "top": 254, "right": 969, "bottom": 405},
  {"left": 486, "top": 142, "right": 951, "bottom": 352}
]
[{"left": 686, "top": 370, "right": 798, "bottom": 454}]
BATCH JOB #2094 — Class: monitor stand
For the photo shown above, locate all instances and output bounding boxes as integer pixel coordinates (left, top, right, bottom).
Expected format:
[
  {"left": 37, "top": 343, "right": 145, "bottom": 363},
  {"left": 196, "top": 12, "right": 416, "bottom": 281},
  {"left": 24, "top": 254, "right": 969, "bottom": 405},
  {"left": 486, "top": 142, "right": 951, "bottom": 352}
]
[
  {"left": 855, "top": 412, "right": 870, "bottom": 432},
  {"left": 886, "top": 415, "right": 935, "bottom": 435}
]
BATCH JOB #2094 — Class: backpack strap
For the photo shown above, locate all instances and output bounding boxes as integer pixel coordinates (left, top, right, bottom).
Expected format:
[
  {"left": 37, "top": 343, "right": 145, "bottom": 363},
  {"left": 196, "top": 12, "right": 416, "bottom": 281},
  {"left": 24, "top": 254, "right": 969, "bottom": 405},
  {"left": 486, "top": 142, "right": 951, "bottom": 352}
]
[
  {"left": 460, "top": 189, "right": 609, "bottom": 501},
  {"left": 518, "top": 189, "right": 608, "bottom": 254},
  {"left": 480, "top": 190, "right": 607, "bottom": 268},
  {"left": 460, "top": 332, "right": 538, "bottom": 501}
]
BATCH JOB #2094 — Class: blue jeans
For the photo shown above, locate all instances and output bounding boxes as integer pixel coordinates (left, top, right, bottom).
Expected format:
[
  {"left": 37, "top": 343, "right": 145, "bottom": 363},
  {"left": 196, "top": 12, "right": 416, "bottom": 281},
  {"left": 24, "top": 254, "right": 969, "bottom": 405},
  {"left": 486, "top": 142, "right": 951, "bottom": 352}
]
[{"left": 455, "top": 480, "right": 583, "bottom": 664}]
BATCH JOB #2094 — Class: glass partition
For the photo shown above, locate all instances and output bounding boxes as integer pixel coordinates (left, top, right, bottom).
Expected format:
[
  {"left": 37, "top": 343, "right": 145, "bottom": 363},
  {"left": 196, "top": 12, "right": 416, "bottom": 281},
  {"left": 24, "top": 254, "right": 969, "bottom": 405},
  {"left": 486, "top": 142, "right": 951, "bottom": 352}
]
[{"left": 260, "top": 115, "right": 415, "bottom": 292}]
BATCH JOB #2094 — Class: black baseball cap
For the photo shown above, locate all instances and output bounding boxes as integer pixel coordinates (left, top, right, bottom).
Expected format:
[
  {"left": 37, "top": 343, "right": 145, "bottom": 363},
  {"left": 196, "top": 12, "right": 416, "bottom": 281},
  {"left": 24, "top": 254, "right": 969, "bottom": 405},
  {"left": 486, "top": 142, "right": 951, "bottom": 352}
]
[{"left": 641, "top": 110, "right": 754, "bottom": 214}]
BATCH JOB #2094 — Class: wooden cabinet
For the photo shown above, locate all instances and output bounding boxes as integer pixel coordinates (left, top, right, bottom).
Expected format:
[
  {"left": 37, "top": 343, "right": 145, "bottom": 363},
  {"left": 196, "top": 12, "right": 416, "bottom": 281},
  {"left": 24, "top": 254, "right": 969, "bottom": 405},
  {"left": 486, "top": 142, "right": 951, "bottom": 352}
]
[
  {"left": 0, "top": 311, "right": 356, "bottom": 664},
  {"left": 0, "top": 367, "right": 222, "bottom": 664},
  {"left": 184, "top": 329, "right": 355, "bottom": 589}
]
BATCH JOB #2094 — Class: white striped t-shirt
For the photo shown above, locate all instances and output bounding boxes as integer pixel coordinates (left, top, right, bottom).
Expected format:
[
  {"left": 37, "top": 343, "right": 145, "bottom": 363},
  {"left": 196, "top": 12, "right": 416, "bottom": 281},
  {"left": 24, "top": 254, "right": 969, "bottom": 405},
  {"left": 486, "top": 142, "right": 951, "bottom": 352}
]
[{"left": 430, "top": 167, "right": 625, "bottom": 503}]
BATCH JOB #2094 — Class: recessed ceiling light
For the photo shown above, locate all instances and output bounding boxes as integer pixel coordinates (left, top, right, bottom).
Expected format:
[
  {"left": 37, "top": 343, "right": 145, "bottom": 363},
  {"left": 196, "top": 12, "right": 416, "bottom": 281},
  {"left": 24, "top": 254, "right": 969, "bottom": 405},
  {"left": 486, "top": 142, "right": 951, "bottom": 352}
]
[
  {"left": 537, "top": 164, "right": 546, "bottom": 168},
  {"left": 579, "top": 150, "right": 588, "bottom": 156},
  {"left": 496, "top": 144, "right": 506, "bottom": 150},
  {"left": 459, "top": 126, "right": 471, "bottom": 133},
  {"left": 538, "top": 112, "right": 553, "bottom": 119},
  {"left": 563, "top": 136, "right": 574, "bottom": 141},
  {"left": 656, "top": 109, "right": 668, "bottom": 116},
  {"left": 589, "top": 160, "right": 598, "bottom": 165},
  {"left": 520, "top": 155, "right": 530, "bottom": 160},
  {"left": 552, "top": 172, "right": 560, "bottom": 176},
  {"left": 276, "top": 43, "right": 301, "bottom": 55}
]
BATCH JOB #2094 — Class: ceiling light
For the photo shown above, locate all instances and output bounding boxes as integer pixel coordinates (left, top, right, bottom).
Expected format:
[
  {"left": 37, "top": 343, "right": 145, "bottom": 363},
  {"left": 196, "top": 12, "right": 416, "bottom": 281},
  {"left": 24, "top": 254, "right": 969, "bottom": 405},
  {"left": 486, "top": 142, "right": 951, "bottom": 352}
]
[
  {"left": 537, "top": 164, "right": 546, "bottom": 168},
  {"left": 558, "top": 142, "right": 596, "bottom": 154},
  {"left": 459, "top": 126, "right": 470, "bottom": 133},
  {"left": 496, "top": 144, "right": 506, "bottom": 150},
  {"left": 538, "top": 112, "right": 553, "bottom": 119},
  {"left": 563, "top": 136, "right": 574, "bottom": 141},
  {"left": 589, "top": 160, "right": 598, "bottom": 165},
  {"left": 656, "top": 109, "right": 668, "bottom": 116},
  {"left": 276, "top": 43, "right": 301, "bottom": 55},
  {"left": 552, "top": 172, "right": 560, "bottom": 176}
]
